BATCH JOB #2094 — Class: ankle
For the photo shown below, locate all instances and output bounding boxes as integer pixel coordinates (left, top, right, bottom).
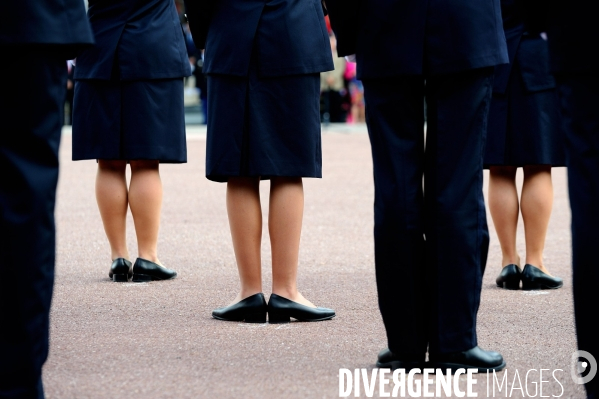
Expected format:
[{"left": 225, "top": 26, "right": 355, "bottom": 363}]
[
  {"left": 501, "top": 254, "right": 520, "bottom": 267},
  {"left": 111, "top": 252, "right": 130, "bottom": 261},
  {"left": 137, "top": 252, "right": 159, "bottom": 263},
  {"left": 526, "top": 260, "right": 548, "bottom": 273},
  {"left": 239, "top": 286, "right": 262, "bottom": 299},
  {"left": 271, "top": 287, "right": 298, "bottom": 301}
]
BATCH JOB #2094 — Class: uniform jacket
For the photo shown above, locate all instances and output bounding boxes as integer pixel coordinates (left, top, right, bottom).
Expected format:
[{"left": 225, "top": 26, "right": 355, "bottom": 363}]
[
  {"left": 493, "top": 0, "right": 555, "bottom": 94},
  {"left": 75, "top": 0, "right": 191, "bottom": 81},
  {"left": 326, "top": 0, "right": 509, "bottom": 79},
  {"left": 184, "top": 0, "right": 334, "bottom": 77},
  {"left": 0, "top": 0, "right": 94, "bottom": 59}
]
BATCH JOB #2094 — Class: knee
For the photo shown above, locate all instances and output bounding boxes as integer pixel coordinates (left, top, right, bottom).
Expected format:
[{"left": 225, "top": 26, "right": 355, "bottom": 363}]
[
  {"left": 523, "top": 165, "right": 551, "bottom": 177},
  {"left": 489, "top": 165, "right": 518, "bottom": 180},
  {"left": 98, "top": 160, "right": 127, "bottom": 172},
  {"left": 130, "top": 160, "right": 159, "bottom": 172}
]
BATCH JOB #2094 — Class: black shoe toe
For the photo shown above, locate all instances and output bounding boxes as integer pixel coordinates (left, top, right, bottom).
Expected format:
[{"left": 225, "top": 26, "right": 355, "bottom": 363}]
[
  {"left": 267, "top": 294, "right": 335, "bottom": 323},
  {"left": 131, "top": 258, "right": 177, "bottom": 282},
  {"left": 521, "top": 264, "right": 563, "bottom": 290},
  {"left": 212, "top": 293, "right": 267, "bottom": 323},
  {"left": 376, "top": 348, "right": 425, "bottom": 370},
  {"left": 429, "top": 346, "right": 506, "bottom": 372}
]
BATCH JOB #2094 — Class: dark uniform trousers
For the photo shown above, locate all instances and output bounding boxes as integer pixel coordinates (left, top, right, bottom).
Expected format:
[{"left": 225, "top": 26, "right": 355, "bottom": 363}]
[
  {"left": 1, "top": 0, "right": 92, "bottom": 396},
  {"left": 326, "top": 0, "right": 506, "bottom": 357},
  {"left": 557, "top": 74, "right": 599, "bottom": 399},
  {"left": 543, "top": 0, "right": 599, "bottom": 395},
  {"left": 363, "top": 68, "right": 493, "bottom": 355},
  {"left": 0, "top": 52, "right": 67, "bottom": 399}
]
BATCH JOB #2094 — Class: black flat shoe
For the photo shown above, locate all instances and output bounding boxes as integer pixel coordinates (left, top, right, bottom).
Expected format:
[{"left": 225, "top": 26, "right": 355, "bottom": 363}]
[
  {"left": 108, "top": 258, "right": 132, "bottom": 282},
  {"left": 267, "top": 293, "right": 335, "bottom": 323},
  {"left": 376, "top": 348, "right": 425, "bottom": 371},
  {"left": 496, "top": 264, "right": 522, "bottom": 290},
  {"left": 131, "top": 258, "right": 177, "bottom": 282},
  {"left": 212, "top": 293, "right": 267, "bottom": 323},
  {"left": 429, "top": 346, "right": 506, "bottom": 372},
  {"left": 521, "top": 264, "right": 563, "bottom": 290}
]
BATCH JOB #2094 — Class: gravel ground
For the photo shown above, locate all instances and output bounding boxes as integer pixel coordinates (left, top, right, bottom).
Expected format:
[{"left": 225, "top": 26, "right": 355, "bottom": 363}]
[{"left": 43, "top": 125, "right": 586, "bottom": 398}]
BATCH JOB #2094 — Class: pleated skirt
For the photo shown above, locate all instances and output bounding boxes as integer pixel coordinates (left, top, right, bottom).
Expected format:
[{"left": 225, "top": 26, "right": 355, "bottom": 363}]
[
  {"left": 72, "top": 78, "right": 187, "bottom": 163},
  {"left": 205, "top": 57, "right": 322, "bottom": 182},
  {"left": 484, "top": 62, "right": 565, "bottom": 168}
]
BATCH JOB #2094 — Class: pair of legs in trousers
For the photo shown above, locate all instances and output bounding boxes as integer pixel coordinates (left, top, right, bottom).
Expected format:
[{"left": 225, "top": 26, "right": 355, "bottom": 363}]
[
  {"left": 363, "top": 67, "right": 494, "bottom": 358},
  {"left": 0, "top": 51, "right": 66, "bottom": 398},
  {"left": 558, "top": 74, "right": 599, "bottom": 399}
]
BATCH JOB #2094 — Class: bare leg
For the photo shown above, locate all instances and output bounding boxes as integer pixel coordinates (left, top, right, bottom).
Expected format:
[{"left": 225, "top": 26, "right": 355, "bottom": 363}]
[
  {"left": 269, "top": 177, "right": 315, "bottom": 307},
  {"left": 226, "top": 177, "right": 263, "bottom": 303},
  {"left": 488, "top": 166, "right": 521, "bottom": 267},
  {"left": 521, "top": 165, "right": 553, "bottom": 273},
  {"left": 129, "top": 160, "right": 162, "bottom": 264},
  {"left": 96, "top": 160, "right": 129, "bottom": 260}
]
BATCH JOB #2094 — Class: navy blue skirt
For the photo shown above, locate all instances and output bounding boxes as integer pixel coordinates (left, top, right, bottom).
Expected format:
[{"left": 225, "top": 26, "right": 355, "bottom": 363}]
[
  {"left": 72, "top": 78, "right": 187, "bottom": 163},
  {"left": 205, "top": 60, "right": 322, "bottom": 182},
  {"left": 484, "top": 61, "right": 565, "bottom": 168}
]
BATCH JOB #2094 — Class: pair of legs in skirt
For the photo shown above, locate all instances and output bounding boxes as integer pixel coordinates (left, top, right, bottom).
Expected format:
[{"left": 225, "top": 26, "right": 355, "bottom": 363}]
[
  {"left": 97, "top": 160, "right": 165, "bottom": 268},
  {"left": 488, "top": 165, "right": 558, "bottom": 278},
  {"left": 225, "top": 176, "right": 316, "bottom": 308}
]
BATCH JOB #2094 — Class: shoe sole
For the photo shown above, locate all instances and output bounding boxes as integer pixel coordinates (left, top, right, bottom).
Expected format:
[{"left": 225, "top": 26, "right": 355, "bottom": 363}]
[
  {"left": 430, "top": 361, "right": 507, "bottom": 373},
  {"left": 496, "top": 282, "right": 520, "bottom": 290},
  {"left": 267, "top": 314, "right": 335, "bottom": 323},
  {"left": 212, "top": 314, "right": 266, "bottom": 323},
  {"left": 112, "top": 274, "right": 129, "bottom": 282},
  {"left": 521, "top": 282, "right": 563, "bottom": 290},
  {"left": 131, "top": 273, "right": 177, "bottom": 283}
]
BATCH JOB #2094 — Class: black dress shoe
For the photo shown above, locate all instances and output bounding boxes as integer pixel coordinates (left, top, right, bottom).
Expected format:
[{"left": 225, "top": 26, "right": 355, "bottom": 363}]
[
  {"left": 376, "top": 348, "right": 425, "bottom": 371},
  {"left": 131, "top": 258, "right": 177, "bottom": 282},
  {"left": 212, "top": 293, "right": 267, "bottom": 323},
  {"left": 267, "top": 293, "right": 335, "bottom": 323},
  {"left": 108, "top": 258, "right": 132, "bottom": 282},
  {"left": 496, "top": 264, "right": 522, "bottom": 290},
  {"left": 429, "top": 346, "right": 505, "bottom": 372},
  {"left": 521, "top": 264, "right": 563, "bottom": 290}
]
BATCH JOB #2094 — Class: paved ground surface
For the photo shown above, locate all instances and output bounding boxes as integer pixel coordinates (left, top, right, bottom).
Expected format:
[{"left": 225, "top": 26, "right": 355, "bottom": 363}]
[{"left": 44, "top": 124, "right": 585, "bottom": 398}]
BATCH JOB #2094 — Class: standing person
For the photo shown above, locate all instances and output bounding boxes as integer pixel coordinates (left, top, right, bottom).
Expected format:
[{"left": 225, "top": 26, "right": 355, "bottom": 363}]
[
  {"left": 184, "top": 0, "right": 336, "bottom": 323},
  {"left": 327, "top": 0, "right": 508, "bottom": 370},
  {"left": 546, "top": 1, "right": 599, "bottom": 397},
  {"left": 486, "top": 0, "right": 564, "bottom": 291},
  {"left": 0, "top": 1, "right": 93, "bottom": 397},
  {"left": 72, "top": 0, "right": 191, "bottom": 282}
]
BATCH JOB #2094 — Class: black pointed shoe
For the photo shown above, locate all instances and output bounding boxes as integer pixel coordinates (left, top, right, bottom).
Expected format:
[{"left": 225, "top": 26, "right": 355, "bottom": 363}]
[
  {"left": 131, "top": 258, "right": 177, "bottom": 282},
  {"left": 496, "top": 264, "right": 522, "bottom": 290},
  {"left": 212, "top": 293, "right": 267, "bottom": 323},
  {"left": 267, "top": 293, "right": 335, "bottom": 323},
  {"left": 429, "top": 346, "right": 506, "bottom": 372},
  {"left": 376, "top": 348, "right": 425, "bottom": 371},
  {"left": 108, "top": 258, "right": 132, "bottom": 282},
  {"left": 521, "top": 264, "right": 563, "bottom": 290}
]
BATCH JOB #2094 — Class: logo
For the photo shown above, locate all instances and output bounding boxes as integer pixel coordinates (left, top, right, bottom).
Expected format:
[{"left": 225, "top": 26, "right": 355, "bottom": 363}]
[{"left": 571, "top": 350, "right": 597, "bottom": 385}]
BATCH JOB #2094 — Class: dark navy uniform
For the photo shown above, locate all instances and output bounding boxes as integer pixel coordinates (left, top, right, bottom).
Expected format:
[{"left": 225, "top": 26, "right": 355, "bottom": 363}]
[
  {"left": 328, "top": 0, "right": 508, "bottom": 357},
  {"left": 484, "top": 0, "right": 565, "bottom": 168},
  {"left": 0, "top": 1, "right": 93, "bottom": 397},
  {"left": 185, "top": 0, "right": 334, "bottom": 182},
  {"left": 547, "top": 1, "right": 599, "bottom": 397},
  {"left": 73, "top": 0, "right": 191, "bottom": 163}
]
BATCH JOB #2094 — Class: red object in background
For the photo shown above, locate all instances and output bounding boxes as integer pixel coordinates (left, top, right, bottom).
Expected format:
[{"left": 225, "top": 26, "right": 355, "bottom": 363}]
[{"left": 325, "top": 16, "right": 332, "bottom": 34}]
